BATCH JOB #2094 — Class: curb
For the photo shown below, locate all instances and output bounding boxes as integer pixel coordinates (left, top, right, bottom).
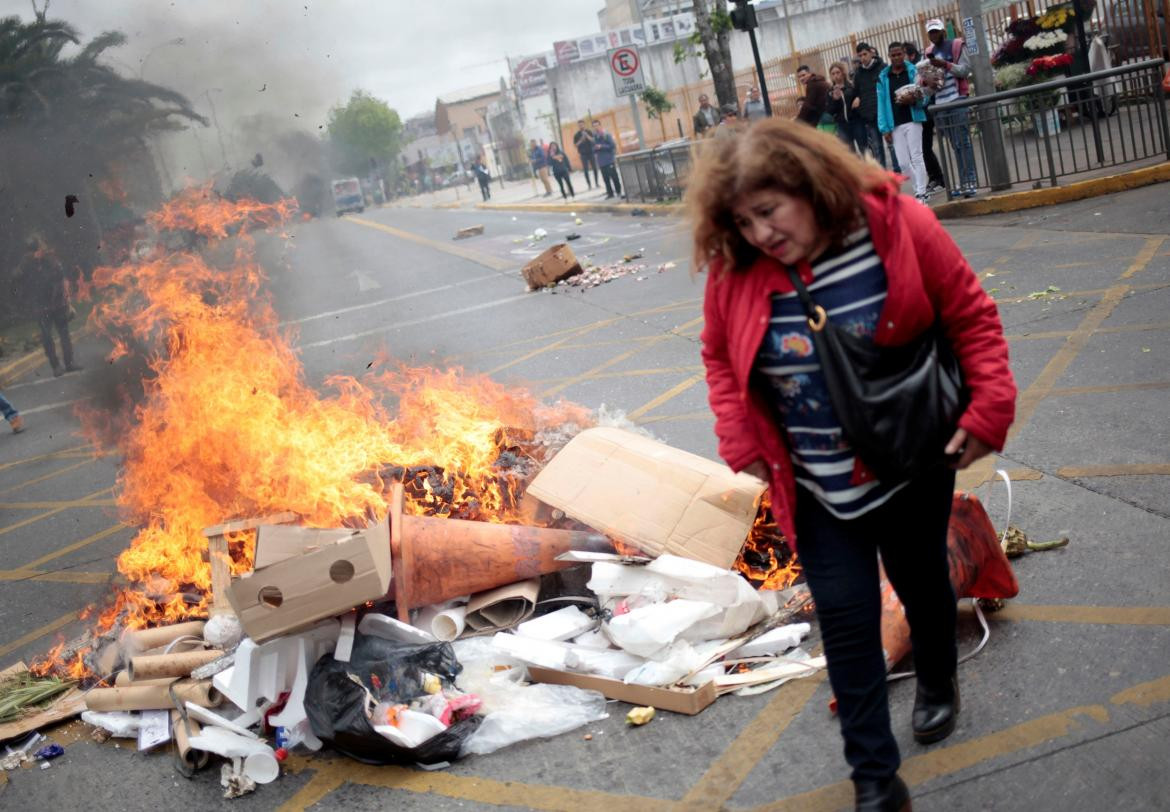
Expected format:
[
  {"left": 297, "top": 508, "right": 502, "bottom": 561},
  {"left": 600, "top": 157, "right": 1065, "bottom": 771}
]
[
  {"left": 474, "top": 200, "right": 683, "bottom": 216},
  {"left": 933, "top": 161, "right": 1170, "bottom": 219}
]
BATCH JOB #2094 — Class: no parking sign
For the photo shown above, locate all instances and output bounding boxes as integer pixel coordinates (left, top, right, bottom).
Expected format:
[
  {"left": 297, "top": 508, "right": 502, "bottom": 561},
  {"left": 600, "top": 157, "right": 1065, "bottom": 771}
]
[{"left": 608, "top": 46, "right": 646, "bottom": 97}]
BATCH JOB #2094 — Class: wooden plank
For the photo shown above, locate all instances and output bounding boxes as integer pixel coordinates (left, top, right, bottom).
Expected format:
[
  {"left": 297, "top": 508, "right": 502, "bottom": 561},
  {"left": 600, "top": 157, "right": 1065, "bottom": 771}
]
[
  {"left": 200, "top": 511, "right": 298, "bottom": 538},
  {"left": 202, "top": 512, "right": 298, "bottom": 617}
]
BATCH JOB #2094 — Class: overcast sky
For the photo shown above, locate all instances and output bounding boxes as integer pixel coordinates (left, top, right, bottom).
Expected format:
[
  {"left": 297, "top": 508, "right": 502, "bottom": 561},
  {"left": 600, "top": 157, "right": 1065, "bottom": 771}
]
[{"left": 3, "top": 0, "right": 604, "bottom": 125}]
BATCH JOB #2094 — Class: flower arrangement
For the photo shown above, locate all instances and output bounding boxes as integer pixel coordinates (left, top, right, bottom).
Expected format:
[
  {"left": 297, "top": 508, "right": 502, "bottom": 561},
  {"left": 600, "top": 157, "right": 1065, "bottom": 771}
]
[
  {"left": 1027, "top": 52, "right": 1073, "bottom": 77},
  {"left": 994, "top": 62, "right": 1031, "bottom": 90},
  {"left": 916, "top": 61, "right": 946, "bottom": 92},
  {"left": 1023, "top": 30, "right": 1067, "bottom": 52},
  {"left": 1037, "top": 5, "right": 1075, "bottom": 31}
]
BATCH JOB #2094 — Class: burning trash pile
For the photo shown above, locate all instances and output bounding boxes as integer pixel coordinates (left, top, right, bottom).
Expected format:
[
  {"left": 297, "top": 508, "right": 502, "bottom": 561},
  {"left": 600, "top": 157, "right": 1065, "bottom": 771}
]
[
  {"left": 0, "top": 188, "right": 1034, "bottom": 798},
  {"left": 0, "top": 188, "right": 816, "bottom": 796}
]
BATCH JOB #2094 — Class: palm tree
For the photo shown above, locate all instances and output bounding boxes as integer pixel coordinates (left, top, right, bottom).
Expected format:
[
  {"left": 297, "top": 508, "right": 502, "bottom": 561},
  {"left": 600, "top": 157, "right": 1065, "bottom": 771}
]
[{"left": 0, "top": 11, "right": 206, "bottom": 314}]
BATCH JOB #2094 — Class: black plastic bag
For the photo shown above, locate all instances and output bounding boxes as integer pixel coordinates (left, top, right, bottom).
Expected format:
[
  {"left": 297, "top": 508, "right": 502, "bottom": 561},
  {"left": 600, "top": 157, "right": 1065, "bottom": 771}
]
[{"left": 304, "top": 632, "right": 481, "bottom": 765}]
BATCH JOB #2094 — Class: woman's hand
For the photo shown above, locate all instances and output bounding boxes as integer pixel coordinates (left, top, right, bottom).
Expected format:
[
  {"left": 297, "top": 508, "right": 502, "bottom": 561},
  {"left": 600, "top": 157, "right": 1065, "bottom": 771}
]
[
  {"left": 945, "top": 428, "right": 993, "bottom": 470},
  {"left": 851, "top": 97, "right": 860, "bottom": 110},
  {"left": 741, "top": 460, "right": 771, "bottom": 481}
]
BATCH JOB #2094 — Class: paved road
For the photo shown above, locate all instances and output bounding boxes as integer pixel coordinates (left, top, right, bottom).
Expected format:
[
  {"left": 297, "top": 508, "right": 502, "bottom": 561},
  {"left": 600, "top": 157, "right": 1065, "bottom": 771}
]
[{"left": 1, "top": 183, "right": 1168, "bottom": 810}]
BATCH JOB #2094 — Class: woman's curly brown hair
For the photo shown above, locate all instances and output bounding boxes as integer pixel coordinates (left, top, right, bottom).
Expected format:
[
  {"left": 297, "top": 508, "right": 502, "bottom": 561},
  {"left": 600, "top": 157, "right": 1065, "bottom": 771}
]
[{"left": 685, "top": 117, "right": 893, "bottom": 274}]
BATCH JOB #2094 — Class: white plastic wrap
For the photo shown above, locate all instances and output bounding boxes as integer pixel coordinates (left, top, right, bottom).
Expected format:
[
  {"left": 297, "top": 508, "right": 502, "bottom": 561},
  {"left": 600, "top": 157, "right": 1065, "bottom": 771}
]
[
  {"left": 605, "top": 599, "right": 720, "bottom": 658},
  {"left": 461, "top": 682, "right": 608, "bottom": 756}
]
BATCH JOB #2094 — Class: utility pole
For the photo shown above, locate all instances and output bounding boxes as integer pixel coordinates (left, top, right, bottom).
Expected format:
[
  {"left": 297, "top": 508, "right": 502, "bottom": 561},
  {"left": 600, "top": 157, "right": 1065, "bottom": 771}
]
[
  {"left": 956, "top": 0, "right": 1011, "bottom": 190},
  {"left": 731, "top": 0, "right": 773, "bottom": 116}
]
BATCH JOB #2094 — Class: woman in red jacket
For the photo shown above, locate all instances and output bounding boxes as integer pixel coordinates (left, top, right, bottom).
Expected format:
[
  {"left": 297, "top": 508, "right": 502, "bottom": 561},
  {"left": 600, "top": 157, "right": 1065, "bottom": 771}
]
[{"left": 689, "top": 120, "right": 1015, "bottom": 812}]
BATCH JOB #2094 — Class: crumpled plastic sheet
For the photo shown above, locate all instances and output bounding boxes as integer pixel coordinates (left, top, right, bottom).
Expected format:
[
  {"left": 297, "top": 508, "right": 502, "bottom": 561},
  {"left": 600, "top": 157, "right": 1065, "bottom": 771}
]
[{"left": 453, "top": 637, "right": 609, "bottom": 756}]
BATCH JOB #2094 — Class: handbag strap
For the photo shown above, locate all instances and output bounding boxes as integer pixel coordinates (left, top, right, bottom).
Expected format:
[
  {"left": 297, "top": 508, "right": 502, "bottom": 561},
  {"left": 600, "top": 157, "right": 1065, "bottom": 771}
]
[{"left": 782, "top": 265, "right": 828, "bottom": 332}]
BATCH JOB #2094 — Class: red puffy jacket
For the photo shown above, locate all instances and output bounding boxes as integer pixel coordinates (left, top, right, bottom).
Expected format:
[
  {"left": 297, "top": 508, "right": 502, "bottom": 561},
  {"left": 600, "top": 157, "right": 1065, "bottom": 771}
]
[{"left": 700, "top": 187, "right": 1016, "bottom": 547}]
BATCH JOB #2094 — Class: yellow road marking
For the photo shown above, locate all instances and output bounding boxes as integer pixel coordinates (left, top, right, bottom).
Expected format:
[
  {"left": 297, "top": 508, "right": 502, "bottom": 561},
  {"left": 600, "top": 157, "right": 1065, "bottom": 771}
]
[
  {"left": 1048, "top": 380, "right": 1170, "bottom": 397},
  {"left": 991, "top": 604, "right": 1170, "bottom": 625},
  {"left": 0, "top": 610, "right": 79, "bottom": 659},
  {"left": 488, "top": 320, "right": 620, "bottom": 375},
  {"left": 995, "top": 280, "right": 1161, "bottom": 304},
  {"left": 1056, "top": 463, "right": 1170, "bottom": 478},
  {"left": 0, "top": 569, "right": 111, "bottom": 585},
  {"left": 541, "top": 336, "right": 672, "bottom": 397},
  {"left": 636, "top": 410, "right": 711, "bottom": 425},
  {"left": 0, "top": 486, "right": 114, "bottom": 537},
  {"left": 0, "top": 457, "right": 98, "bottom": 498},
  {"left": 1006, "top": 320, "right": 1170, "bottom": 341},
  {"left": 0, "top": 499, "right": 117, "bottom": 509},
  {"left": 1119, "top": 236, "right": 1166, "bottom": 279},
  {"left": 278, "top": 760, "right": 678, "bottom": 812},
  {"left": 755, "top": 673, "right": 1170, "bottom": 812},
  {"left": 683, "top": 675, "right": 826, "bottom": 806},
  {"left": 20, "top": 523, "right": 129, "bottom": 570},
  {"left": 346, "top": 216, "right": 515, "bottom": 272},
  {"left": 626, "top": 373, "right": 706, "bottom": 421},
  {"left": 0, "top": 443, "right": 93, "bottom": 473},
  {"left": 530, "top": 365, "right": 706, "bottom": 386}
]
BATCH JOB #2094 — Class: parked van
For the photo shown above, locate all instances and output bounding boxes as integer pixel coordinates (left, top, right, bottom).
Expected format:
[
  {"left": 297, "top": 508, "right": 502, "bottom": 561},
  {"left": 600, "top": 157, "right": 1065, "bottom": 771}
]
[{"left": 331, "top": 177, "right": 364, "bottom": 216}]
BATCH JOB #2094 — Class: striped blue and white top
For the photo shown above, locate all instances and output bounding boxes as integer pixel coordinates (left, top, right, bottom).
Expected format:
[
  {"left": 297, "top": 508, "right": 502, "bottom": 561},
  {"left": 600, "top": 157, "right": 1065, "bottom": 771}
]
[{"left": 754, "top": 226, "right": 909, "bottom": 519}]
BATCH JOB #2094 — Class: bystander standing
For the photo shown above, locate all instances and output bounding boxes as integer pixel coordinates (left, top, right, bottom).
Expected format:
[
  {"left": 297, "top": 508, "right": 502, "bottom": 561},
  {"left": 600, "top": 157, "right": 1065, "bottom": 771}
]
[
  {"left": 795, "top": 65, "right": 830, "bottom": 127},
  {"left": 827, "top": 61, "right": 867, "bottom": 155},
  {"left": 592, "top": 119, "right": 622, "bottom": 199},
  {"left": 19, "top": 235, "right": 82, "bottom": 378},
  {"left": 573, "top": 120, "right": 599, "bottom": 190},
  {"left": 925, "top": 18, "right": 978, "bottom": 197},
  {"left": 529, "top": 139, "right": 553, "bottom": 198},
  {"left": 877, "top": 42, "right": 930, "bottom": 204},
  {"left": 742, "top": 86, "right": 767, "bottom": 122},
  {"left": 851, "top": 42, "right": 899, "bottom": 171},
  {"left": 693, "top": 93, "right": 721, "bottom": 137}
]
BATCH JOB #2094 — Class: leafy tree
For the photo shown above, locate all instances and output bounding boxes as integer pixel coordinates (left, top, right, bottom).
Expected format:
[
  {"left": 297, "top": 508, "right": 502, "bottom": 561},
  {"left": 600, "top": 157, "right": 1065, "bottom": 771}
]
[
  {"left": 0, "top": 10, "right": 205, "bottom": 315},
  {"left": 675, "top": 1, "right": 737, "bottom": 110},
  {"left": 326, "top": 90, "right": 403, "bottom": 177}
]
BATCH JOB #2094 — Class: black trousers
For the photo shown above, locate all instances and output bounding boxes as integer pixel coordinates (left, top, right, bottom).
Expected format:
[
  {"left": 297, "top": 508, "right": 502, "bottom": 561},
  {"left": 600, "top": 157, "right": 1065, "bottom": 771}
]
[
  {"left": 553, "top": 171, "right": 574, "bottom": 199},
  {"left": 921, "top": 115, "right": 946, "bottom": 187},
  {"left": 794, "top": 467, "right": 957, "bottom": 782},
  {"left": 578, "top": 152, "right": 599, "bottom": 187},
  {"left": 600, "top": 163, "right": 621, "bottom": 197},
  {"left": 38, "top": 307, "right": 75, "bottom": 371}
]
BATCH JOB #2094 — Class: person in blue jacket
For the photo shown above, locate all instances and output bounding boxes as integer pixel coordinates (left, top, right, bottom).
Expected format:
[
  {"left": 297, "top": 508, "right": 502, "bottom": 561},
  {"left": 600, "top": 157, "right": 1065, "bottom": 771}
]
[
  {"left": 877, "top": 42, "right": 930, "bottom": 204},
  {"left": 529, "top": 139, "right": 553, "bottom": 197},
  {"left": 591, "top": 119, "right": 622, "bottom": 199}
]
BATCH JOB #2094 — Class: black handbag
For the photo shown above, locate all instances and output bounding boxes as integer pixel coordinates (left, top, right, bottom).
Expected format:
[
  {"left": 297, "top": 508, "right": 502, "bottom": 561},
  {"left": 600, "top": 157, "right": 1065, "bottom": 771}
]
[{"left": 781, "top": 267, "right": 968, "bottom": 482}]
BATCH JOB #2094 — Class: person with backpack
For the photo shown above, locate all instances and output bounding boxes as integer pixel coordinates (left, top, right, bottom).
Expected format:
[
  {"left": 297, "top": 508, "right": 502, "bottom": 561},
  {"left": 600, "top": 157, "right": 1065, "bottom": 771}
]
[{"left": 925, "top": 18, "right": 978, "bottom": 197}]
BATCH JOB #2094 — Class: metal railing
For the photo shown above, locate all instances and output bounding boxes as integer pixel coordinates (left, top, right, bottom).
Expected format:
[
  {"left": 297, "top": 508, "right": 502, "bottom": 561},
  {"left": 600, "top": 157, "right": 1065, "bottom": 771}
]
[
  {"left": 615, "top": 140, "right": 694, "bottom": 203},
  {"left": 930, "top": 59, "right": 1169, "bottom": 199}
]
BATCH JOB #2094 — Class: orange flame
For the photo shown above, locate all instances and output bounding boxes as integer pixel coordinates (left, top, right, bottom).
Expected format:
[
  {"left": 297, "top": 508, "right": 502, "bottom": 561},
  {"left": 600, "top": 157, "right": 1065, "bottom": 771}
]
[
  {"left": 735, "top": 494, "right": 802, "bottom": 590},
  {"left": 65, "top": 187, "right": 590, "bottom": 645}
]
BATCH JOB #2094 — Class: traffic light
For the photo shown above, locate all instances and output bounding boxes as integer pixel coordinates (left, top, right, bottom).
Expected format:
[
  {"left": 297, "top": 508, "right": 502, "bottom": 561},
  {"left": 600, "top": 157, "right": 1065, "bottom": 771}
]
[{"left": 730, "top": 0, "right": 758, "bottom": 31}]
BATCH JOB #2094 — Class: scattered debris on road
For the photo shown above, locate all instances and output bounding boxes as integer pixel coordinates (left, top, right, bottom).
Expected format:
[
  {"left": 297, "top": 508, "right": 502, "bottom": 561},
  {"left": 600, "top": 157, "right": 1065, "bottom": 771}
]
[{"left": 453, "top": 225, "right": 484, "bottom": 239}]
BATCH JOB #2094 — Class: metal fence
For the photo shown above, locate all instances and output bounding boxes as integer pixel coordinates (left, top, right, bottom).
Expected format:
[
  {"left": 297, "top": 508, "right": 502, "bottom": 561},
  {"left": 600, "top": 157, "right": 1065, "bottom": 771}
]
[
  {"left": 931, "top": 58, "right": 1169, "bottom": 198},
  {"left": 615, "top": 140, "right": 694, "bottom": 203}
]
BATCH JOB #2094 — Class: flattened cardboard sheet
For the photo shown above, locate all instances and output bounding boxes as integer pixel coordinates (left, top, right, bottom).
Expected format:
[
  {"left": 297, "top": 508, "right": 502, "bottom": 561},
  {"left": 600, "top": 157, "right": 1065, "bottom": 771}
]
[{"left": 526, "top": 427, "right": 766, "bottom": 569}]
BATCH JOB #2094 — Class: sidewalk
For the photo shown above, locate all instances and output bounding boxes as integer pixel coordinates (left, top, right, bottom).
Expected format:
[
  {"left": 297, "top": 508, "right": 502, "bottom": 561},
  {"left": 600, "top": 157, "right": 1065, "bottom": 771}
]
[{"left": 389, "top": 170, "right": 638, "bottom": 213}]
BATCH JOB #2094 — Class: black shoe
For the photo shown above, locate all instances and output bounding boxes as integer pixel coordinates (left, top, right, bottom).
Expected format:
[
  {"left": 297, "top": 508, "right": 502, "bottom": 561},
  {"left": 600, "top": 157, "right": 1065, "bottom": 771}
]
[
  {"left": 854, "top": 775, "right": 911, "bottom": 811},
  {"left": 52, "top": 365, "right": 65, "bottom": 377},
  {"left": 65, "top": 363, "right": 84, "bottom": 373},
  {"left": 913, "top": 674, "right": 959, "bottom": 745}
]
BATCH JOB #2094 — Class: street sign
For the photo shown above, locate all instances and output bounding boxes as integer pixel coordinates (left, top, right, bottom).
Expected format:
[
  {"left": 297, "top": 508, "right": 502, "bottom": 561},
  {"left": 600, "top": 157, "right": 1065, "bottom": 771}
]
[
  {"left": 608, "top": 46, "right": 646, "bottom": 97},
  {"left": 962, "top": 16, "right": 979, "bottom": 55}
]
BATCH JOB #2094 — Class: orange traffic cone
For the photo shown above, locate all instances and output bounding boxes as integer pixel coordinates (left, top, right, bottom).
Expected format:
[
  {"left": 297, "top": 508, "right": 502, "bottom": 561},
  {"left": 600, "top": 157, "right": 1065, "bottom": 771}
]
[{"left": 386, "top": 483, "right": 612, "bottom": 621}]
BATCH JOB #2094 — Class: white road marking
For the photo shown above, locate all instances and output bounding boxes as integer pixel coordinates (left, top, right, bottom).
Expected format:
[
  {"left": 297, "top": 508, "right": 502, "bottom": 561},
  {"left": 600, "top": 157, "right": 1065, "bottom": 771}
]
[
  {"left": 347, "top": 270, "right": 382, "bottom": 292},
  {"left": 19, "top": 397, "right": 90, "bottom": 415},
  {"left": 298, "top": 293, "right": 533, "bottom": 350},
  {"left": 279, "top": 275, "right": 502, "bottom": 327}
]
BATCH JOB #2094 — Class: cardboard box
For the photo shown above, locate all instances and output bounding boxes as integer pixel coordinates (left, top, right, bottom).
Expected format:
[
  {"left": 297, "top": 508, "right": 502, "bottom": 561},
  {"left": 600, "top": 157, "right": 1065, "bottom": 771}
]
[
  {"left": 253, "top": 526, "right": 355, "bottom": 569},
  {"left": 526, "top": 666, "right": 717, "bottom": 715},
  {"left": 525, "top": 427, "right": 766, "bottom": 569},
  {"left": 227, "top": 521, "right": 392, "bottom": 643},
  {"left": 521, "top": 243, "right": 582, "bottom": 289},
  {"left": 454, "top": 224, "right": 484, "bottom": 239}
]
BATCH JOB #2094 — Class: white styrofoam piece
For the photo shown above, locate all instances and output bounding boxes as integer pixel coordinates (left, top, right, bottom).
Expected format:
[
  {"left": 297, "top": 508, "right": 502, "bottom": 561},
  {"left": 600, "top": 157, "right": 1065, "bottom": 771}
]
[
  {"left": 266, "top": 637, "right": 323, "bottom": 751},
  {"left": 588, "top": 555, "right": 743, "bottom": 607},
  {"left": 604, "top": 599, "right": 721, "bottom": 658},
  {"left": 187, "top": 726, "right": 280, "bottom": 784},
  {"left": 184, "top": 702, "right": 261, "bottom": 740},
  {"left": 565, "top": 646, "right": 645, "bottom": 681},
  {"left": 683, "top": 663, "right": 725, "bottom": 687},
  {"left": 490, "top": 633, "right": 578, "bottom": 671},
  {"left": 213, "top": 619, "right": 339, "bottom": 712},
  {"left": 358, "top": 612, "right": 437, "bottom": 645},
  {"left": 726, "top": 623, "right": 812, "bottom": 660},
  {"left": 571, "top": 628, "right": 612, "bottom": 650},
  {"left": 372, "top": 709, "right": 447, "bottom": 748},
  {"left": 335, "top": 613, "right": 356, "bottom": 662},
  {"left": 623, "top": 639, "right": 703, "bottom": 686},
  {"left": 516, "top": 606, "right": 595, "bottom": 642},
  {"left": 80, "top": 710, "right": 139, "bottom": 738}
]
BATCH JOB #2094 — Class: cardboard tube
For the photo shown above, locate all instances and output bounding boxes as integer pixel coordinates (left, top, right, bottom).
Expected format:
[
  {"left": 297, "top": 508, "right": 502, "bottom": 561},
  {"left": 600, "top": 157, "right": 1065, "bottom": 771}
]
[
  {"left": 114, "top": 670, "right": 178, "bottom": 687},
  {"left": 129, "top": 650, "right": 222, "bottom": 681},
  {"left": 123, "top": 621, "right": 208, "bottom": 652},
  {"left": 170, "top": 710, "right": 210, "bottom": 773},
  {"left": 85, "top": 680, "right": 222, "bottom": 712}
]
